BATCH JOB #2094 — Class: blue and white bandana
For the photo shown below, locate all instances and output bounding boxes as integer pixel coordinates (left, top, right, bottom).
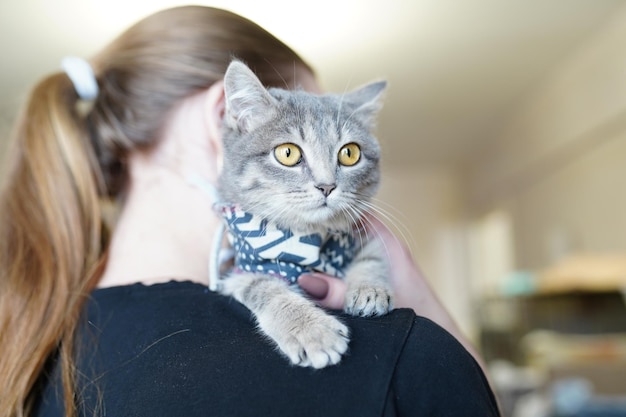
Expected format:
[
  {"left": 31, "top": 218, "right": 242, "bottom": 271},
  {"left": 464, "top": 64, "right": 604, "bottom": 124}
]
[{"left": 215, "top": 204, "right": 358, "bottom": 285}]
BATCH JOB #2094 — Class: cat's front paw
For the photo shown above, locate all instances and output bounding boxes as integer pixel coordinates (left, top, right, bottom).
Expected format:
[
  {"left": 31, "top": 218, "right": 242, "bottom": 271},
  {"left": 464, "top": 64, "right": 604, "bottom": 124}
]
[
  {"left": 345, "top": 283, "right": 393, "bottom": 317},
  {"left": 263, "top": 308, "right": 350, "bottom": 369}
]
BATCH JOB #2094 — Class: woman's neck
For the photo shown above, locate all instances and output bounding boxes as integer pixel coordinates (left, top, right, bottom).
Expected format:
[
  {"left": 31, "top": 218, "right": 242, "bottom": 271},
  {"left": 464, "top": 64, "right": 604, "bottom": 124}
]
[
  {"left": 97, "top": 88, "right": 224, "bottom": 289},
  {"left": 98, "top": 164, "right": 220, "bottom": 289}
]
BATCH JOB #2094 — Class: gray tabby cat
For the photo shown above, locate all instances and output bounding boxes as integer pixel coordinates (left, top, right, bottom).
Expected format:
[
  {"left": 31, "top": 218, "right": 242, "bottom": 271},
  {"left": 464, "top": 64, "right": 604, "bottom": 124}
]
[{"left": 216, "top": 60, "right": 392, "bottom": 369}]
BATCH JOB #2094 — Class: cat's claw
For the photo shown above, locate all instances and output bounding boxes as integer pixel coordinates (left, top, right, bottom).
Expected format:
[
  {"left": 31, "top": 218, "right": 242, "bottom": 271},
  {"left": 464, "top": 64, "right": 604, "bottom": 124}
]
[
  {"left": 345, "top": 284, "right": 393, "bottom": 317},
  {"left": 263, "top": 309, "right": 350, "bottom": 369}
]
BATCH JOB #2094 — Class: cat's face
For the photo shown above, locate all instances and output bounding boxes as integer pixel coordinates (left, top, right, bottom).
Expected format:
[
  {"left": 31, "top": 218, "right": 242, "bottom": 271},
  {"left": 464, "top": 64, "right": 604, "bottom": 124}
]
[{"left": 218, "top": 61, "right": 385, "bottom": 233}]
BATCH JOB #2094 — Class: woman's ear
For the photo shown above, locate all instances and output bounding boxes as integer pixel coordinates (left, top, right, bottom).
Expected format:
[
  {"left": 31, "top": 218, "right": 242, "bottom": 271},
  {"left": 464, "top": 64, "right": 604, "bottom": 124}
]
[{"left": 205, "top": 80, "right": 225, "bottom": 177}]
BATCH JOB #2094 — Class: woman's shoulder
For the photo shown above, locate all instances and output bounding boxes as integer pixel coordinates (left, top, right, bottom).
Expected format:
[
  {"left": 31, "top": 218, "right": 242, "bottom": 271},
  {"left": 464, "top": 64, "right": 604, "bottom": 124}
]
[
  {"left": 380, "top": 313, "right": 501, "bottom": 416},
  {"left": 90, "top": 281, "right": 500, "bottom": 416},
  {"left": 36, "top": 281, "right": 499, "bottom": 417}
]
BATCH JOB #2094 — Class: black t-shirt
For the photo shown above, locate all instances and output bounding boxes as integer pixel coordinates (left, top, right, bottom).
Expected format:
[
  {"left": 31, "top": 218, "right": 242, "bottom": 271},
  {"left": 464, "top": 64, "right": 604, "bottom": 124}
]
[{"left": 35, "top": 281, "right": 500, "bottom": 416}]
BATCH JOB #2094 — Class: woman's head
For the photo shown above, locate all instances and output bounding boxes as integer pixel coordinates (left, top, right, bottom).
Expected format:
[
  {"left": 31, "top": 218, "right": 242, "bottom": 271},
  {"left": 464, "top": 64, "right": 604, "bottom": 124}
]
[
  {"left": 0, "top": 6, "right": 313, "bottom": 416},
  {"left": 87, "top": 6, "right": 313, "bottom": 195}
]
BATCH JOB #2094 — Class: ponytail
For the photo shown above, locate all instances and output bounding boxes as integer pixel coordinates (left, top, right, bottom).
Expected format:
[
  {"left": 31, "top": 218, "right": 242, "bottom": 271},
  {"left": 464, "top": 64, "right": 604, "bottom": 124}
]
[{"left": 0, "top": 72, "right": 104, "bottom": 416}]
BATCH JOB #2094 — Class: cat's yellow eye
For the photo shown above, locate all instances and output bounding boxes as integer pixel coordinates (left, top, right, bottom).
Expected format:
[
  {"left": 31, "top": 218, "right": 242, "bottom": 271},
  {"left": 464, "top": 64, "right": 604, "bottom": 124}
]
[
  {"left": 338, "top": 143, "right": 361, "bottom": 166},
  {"left": 274, "top": 143, "right": 302, "bottom": 167}
]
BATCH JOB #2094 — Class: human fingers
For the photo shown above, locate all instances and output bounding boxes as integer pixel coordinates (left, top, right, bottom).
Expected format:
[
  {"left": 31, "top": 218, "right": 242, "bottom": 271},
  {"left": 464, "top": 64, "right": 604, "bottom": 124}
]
[{"left": 299, "top": 273, "right": 347, "bottom": 310}]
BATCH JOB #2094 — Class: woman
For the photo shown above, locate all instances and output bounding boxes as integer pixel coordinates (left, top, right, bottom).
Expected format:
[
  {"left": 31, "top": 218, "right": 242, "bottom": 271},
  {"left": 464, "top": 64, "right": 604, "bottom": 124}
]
[{"left": 0, "top": 6, "right": 499, "bottom": 416}]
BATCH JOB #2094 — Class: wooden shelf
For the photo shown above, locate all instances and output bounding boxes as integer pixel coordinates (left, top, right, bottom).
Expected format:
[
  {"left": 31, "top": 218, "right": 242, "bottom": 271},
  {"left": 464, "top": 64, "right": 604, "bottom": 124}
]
[{"left": 536, "top": 253, "right": 626, "bottom": 295}]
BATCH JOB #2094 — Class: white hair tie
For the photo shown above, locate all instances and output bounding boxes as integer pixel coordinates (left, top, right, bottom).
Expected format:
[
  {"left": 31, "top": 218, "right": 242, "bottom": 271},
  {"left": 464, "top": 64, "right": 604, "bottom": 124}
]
[{"left": 61, "top": 56, "right": 99, "bottom": 100}]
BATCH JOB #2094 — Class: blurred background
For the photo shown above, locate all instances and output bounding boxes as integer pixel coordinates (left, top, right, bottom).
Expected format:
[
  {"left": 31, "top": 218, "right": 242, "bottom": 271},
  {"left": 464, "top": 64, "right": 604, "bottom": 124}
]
[{"left": 2, "top": 1, "right": 626, "bottom": 415}]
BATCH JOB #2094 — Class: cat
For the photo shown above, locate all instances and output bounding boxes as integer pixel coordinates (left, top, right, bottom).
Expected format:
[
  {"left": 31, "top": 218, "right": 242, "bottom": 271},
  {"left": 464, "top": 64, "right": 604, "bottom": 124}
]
[{"left": 215, "top": 60, "right": 392, "bottom": 369}]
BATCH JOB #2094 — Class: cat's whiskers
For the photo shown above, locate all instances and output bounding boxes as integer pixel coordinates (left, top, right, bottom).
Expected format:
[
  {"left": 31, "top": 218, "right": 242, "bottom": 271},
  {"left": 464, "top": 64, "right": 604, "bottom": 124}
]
[
  {"left": 256, "top": 204, "right": 289, "bottom": 228},
  {"left": 264, "top": 57, "right": 290, "bottom": 90},
  {"left": 355, "top": 197, "right": 411, "bottom": 238},
  {"left": 257, "top": 192, "right": 313, "bottom": 224},
  {"left": 354, "top": 210, "right": 393, "bottom": 266},
  {"left": 337, "top": 200, "right": 378, "bottom": 252},
  {"left": 346, "top": 199, "right": 404, "bottom": 268},
  {"left": 367, "top": 195, "right": 413, "bottom": 226},
  {"left": 339, "top": 202, "right": 367, "bottom": 250},
  {"left": 335, "top": 79, "right": 352, "bottom": 130},
  {"left": 353, "top": 197, "right": 415, "bottom": 258},
  {"left": 339, "top": 93, "right": 370, "bottom": 136},
  {"left": 244, "top": 191, "right": 296, "bottom": 217}
]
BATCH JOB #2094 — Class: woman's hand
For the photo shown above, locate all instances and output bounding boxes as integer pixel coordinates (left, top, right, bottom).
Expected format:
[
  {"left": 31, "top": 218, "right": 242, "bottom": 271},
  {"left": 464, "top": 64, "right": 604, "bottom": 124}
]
[{"left": 298, "top": 272, "right": 347, "bottom": 310}]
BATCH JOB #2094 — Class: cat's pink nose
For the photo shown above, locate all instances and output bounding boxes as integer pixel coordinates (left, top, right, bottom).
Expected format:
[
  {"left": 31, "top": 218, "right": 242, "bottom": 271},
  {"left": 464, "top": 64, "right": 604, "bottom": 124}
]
[{"left": 315, "top": 184, "right": 336, "bottom": 197}]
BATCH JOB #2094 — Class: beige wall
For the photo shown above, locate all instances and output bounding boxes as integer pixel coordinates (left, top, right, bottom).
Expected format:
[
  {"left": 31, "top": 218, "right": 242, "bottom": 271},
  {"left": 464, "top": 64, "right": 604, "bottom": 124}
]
[{"left": 463, "top": 5, "right": 626, "bottom": 273}]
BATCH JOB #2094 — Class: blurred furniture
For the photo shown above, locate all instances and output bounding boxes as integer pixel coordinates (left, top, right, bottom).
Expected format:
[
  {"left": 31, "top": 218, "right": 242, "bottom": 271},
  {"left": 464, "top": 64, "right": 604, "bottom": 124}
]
[{"left": 478, "top": 253, "right": 626, "bottom": 416}]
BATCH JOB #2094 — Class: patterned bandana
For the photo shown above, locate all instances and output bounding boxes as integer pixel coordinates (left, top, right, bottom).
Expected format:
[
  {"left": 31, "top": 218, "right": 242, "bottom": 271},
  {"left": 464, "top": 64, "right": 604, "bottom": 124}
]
[{"left": 215, "top": 204, "right": 358, "bottom": 285}]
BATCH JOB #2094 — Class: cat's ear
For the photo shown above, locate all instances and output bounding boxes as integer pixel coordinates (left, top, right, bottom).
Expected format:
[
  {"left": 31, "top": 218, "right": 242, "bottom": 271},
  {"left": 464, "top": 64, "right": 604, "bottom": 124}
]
[
  {"left": 223, "top": 60, "right": 277, "bottom": 133},
  {"left": 344, "top": 81, "right": 387, "bottom": 127}
]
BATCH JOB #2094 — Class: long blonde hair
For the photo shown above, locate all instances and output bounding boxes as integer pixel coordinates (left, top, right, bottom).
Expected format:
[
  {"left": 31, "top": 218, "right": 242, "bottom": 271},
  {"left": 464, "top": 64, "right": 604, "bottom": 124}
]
[{"left": 0, "top": 6, "right": 311, "bottom": 416}]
